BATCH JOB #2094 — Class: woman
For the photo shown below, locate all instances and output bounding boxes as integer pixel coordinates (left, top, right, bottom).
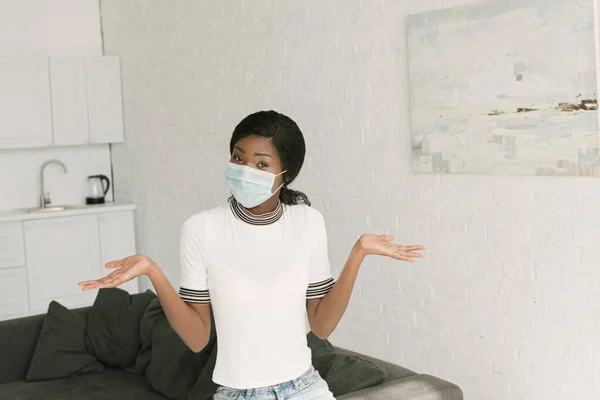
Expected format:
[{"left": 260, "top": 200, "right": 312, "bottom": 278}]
[{"left": 78, "top": 110, "right": 425, "bottom": 399}]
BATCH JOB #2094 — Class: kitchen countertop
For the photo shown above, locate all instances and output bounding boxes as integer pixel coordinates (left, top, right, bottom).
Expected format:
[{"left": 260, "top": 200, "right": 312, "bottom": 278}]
[{"left": 0, "top": 203, "right": 136, "bottom": 223}]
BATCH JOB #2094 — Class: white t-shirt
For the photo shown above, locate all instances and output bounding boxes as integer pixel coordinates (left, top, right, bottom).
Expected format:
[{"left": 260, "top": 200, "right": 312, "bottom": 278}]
[{"left": 178, "top": 199, "right": 335, "bottom": 389}]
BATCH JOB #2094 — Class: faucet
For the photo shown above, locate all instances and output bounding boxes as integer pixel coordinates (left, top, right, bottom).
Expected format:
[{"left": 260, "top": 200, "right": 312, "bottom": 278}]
[{"left": 40, "top": 159, "right": 68, "bottom": 209}]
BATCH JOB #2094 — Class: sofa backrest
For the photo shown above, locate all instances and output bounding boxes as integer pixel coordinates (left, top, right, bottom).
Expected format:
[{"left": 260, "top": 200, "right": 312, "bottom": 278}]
[
  {"left": 0, "top": 308, "right": 91, "bottom": 384},
  {"left": 0, "top": 313, "right": 46, "bottom": 384},
  {"left": 333, "top": 347, "right": 415, "bottom": 383}
]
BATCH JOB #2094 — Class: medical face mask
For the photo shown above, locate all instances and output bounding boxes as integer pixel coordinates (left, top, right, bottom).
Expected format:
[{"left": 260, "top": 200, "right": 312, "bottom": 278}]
[{"left": 225, "top": 163, "right": 286, "bottom": 208}]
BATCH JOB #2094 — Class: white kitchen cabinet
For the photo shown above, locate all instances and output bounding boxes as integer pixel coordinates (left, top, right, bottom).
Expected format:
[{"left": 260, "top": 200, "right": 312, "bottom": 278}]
[
  {"left": 0, "top": 222, "right": 25, "bottom": 269},
  {"left": 0, "top": 56, "right": 52, "bottom": 149},
  {"left": 49, "top": 57, "right": 89, "bottom": 146},
  {"left": 0, "top": 268, "right": 29, "bottom": 319},
  {"left": 98, "top": 211, "right": 139, "bottom": 294},
  {"left": 86, "top": 56, "right": 125, "bottom": 144},
  {"left": 24, "top": 215, "right": 101, "bottom": 314},
  {"left": 0, "top": 221, "right": 28, "bottom": 320},
  {"left": 0, "top": 206, "right": 139, "bottom": 321}
]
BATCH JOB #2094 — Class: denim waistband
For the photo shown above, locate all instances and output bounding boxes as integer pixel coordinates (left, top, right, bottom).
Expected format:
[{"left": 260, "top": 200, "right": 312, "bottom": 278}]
[
  {"left": 219, "top": 366, "right": 320, "bottom": 397},
  {"left": 281, "top": 366, "right": 318, "bottom": 390}
]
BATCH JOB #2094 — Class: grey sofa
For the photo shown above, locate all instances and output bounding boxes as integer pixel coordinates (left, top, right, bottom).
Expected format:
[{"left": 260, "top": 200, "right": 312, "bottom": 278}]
[
  {"left": 0, "top": 310, "right": 462, "bottom": 400},
  {"left": 336, "top": 348, "right": 463, "bottom": 400}
]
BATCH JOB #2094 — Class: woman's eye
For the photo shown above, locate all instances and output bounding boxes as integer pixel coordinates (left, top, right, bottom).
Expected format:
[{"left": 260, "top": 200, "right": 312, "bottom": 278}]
[
  {"left": 258, "top": 162, "right": 269, "bottom": 169},
  {"left": 233, "top": 155, "right": 243, "bottom": 162}
]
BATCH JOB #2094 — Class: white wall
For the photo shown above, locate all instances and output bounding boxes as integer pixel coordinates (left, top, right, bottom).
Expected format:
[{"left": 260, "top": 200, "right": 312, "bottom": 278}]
[
  {"left": 100, "top": 0, "right": 600, "bottom": 398},
  {"left": 0, "top": 0, "right": 112, "bottom": 211},
  {"left": 0, "top": 0, "right": 102, "bottom": 55}
]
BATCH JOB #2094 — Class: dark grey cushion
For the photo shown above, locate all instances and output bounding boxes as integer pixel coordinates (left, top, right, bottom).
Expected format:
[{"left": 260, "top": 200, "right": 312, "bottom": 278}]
[
  {"left": 125, "top": 295, "right": 167, "bottom": 375},
  {"left": 186, "top": 341, "right": 219, "bottom": 400},
  {"left": 0, "top": 367, "right": 166, "bottom": 400},
  {"left": 86, "top": 288, "right": 156, "bottom": 368},
  {"left": 26, "top": 301, "right": 104, "bottom": 381},
  {"left": 140, "top": 299, "right": 216, "bottom": 400},
  {"left": 306, "top": 331, "right": 333, "bottom": 354},
  {"left": 334, "top": 347, "right": 415, "bottom": 382},
  {"left": 314, "top": 351, "right": 387, "bottom": 397},
  {"left": 308, "top": 332, "right": 387, "bottom": 397}
]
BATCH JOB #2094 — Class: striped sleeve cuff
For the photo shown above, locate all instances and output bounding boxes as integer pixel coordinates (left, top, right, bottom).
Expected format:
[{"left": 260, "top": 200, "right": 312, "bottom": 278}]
[
  {"left": 179, "top": 287, "right": 211, "bottom": 304},
  {"left": 306, "top": 277, "right": 335, "bottom": 300}
]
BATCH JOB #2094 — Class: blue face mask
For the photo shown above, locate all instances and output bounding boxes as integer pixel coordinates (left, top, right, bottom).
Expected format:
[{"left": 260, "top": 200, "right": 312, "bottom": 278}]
[{"left": 225, "top": 163, "right": 287, "bottom": 208}]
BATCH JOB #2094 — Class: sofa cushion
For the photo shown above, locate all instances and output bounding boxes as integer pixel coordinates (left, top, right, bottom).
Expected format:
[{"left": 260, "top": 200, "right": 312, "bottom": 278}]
[
  {"left": 86, "top": 288, "right": 156, "bottom": 368},
  {"left": 0, "top": 367, "right": 166, "bottom": 400},
  {"left": 139, "top": 299, "right": 217, "bottom": 400},
  {"left": 186, "top": 341, "right": 220, "bottom": 400},
  {"left": 26, "top": 301, "right": 104, "bottom": 381},
  {"left": 306, "top": 331, "right": 333, "bottom": 354},
  {"left": 125, "top": 294, "right": 167, "bottom": 375},
  {"left": 334, "top": 347, "right": 415, "bottom": 382},
  {"left": 308, "top": 333, "right": 387, "bottom": 397},
  {"left": 313, "top": 350, "right": 387, "bottom": 397}
]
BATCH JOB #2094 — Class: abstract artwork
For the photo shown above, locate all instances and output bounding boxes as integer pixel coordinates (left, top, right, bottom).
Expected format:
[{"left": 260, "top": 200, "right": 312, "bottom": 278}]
[{"left": 407, "top": 0, "right": 599, "bottom": 176}]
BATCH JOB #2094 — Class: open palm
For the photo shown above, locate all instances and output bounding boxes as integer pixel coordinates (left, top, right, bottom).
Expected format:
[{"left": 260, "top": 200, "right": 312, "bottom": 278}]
[
  {"left": 78, "top": 255, "right": 153, "bottom": 292},
  {"left": 359, "top": 234, "right": 425, "bottom": 262}
]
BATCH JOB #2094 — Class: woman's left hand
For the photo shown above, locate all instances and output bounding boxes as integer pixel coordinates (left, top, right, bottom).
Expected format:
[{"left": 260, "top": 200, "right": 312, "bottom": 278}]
[{"left": 357, "top": 234, "right": 426, "bottom": 262}]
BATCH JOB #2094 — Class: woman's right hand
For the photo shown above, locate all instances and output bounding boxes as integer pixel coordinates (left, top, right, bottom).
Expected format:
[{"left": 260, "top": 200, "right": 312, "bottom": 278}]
[{"left": 78, "top": 255, "right": 158, "bottom": 291}]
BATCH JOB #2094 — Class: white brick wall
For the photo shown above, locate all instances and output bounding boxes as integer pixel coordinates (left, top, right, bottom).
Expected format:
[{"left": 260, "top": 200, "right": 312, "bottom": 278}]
[{"left": 101, "top": 0, "right": 600, "bottom": 398}]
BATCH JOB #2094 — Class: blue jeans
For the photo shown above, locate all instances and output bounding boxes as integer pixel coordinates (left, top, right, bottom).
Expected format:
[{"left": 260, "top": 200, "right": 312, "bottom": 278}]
[{"left": 213, "top": 366, "right": 335, "bottom": 399}]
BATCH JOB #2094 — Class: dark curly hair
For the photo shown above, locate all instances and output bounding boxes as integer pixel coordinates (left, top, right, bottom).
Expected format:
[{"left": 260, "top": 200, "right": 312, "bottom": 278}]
[{"left": 229, "top": 110, "right": 311, "bottom": 206}]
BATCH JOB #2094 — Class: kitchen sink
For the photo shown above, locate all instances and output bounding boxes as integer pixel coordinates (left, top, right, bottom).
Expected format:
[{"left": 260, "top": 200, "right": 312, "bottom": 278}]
[{"left": 21, "top": 205, "right": 75, "bottom": 213}]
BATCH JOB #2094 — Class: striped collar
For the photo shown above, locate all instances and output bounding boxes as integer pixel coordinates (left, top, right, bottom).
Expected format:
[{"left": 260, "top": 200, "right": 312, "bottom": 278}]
[{"left": 229, "top": 197, "right": 284, "bottom": 226}]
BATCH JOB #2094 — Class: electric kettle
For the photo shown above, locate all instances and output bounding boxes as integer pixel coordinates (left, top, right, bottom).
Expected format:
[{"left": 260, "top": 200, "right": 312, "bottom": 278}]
[{"left": 86, "top": 175, "right": 110, "bottom": 205}]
